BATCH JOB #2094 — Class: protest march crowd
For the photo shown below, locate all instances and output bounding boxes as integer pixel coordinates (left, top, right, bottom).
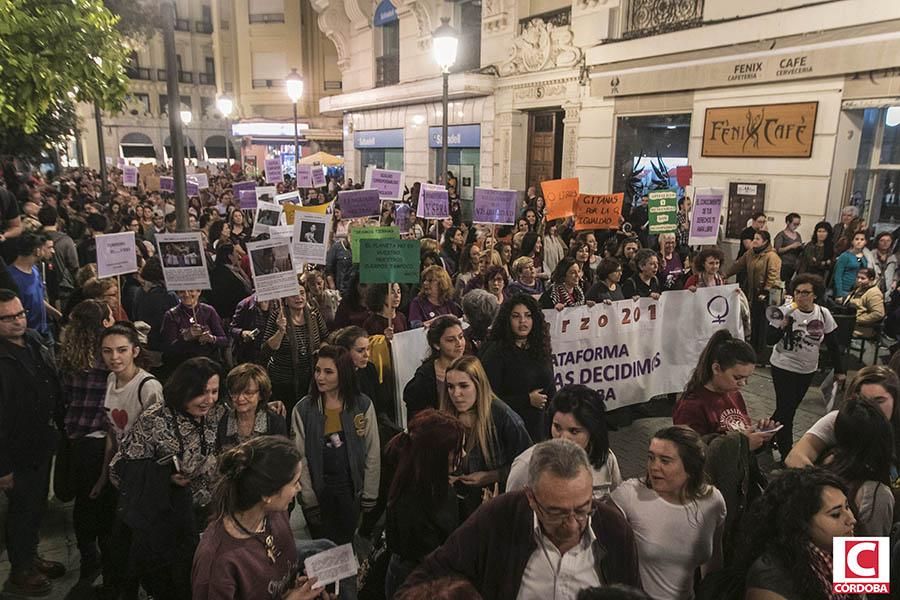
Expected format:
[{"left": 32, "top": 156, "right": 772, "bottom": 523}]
[{"left": 1, "top": 157, "right": 899, "bottom": 600}]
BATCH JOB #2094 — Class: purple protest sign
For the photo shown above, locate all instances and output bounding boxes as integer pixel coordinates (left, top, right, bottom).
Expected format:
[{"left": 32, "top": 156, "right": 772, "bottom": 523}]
[
  {"left": 159, "top": 176, "right": 174, "bottom": 192},
  {"left": 296, "top": 165, "right": 312, "bottom": 188},
  {"left": 265, "top": 158, "right": 283, "bottom": 184},
  {"left": 186, "top": 179, "right": 200, "bottom": 197},
  {"left": 233, "top": 180, "right": 256, "bottom": 196},
  {"left": 239, "top": 189, "right": 258, "bottom": 210},
  {"left": 311, "top": 166, "right": 326, "bottom": 188},
  {"left": 364, "top": 168, "right": 404, "bottom": 200},
  {"left": 122, "top": 166, "right": 138, "bottom": 187},
  {"left": 472, "top": 187, "right": 517, "bottom": 225},
  {"left": 688, "top": 190, "right": 723, "bottom": 246},
  {"left": 338, "top": 189, "right": 381, "bottom": 219},
  {"left": 417, "top": 184, "right": 449, "bottom": 219}
]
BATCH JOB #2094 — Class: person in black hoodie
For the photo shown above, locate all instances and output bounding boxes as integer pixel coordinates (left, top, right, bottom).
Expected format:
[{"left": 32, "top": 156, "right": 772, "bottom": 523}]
[
  {"left": 132, "top": 258, "right": 178, "bottom": 352},
  {"left": 403, "top": 315, "right": 467, "bottom": 422},
  {"left": 480, "top": 294, "right": 555, "bottom": 441},
  {"left": 208, "top": 243, "right": 252, "bottom": 322},
  {"left": 0, "top": 289, "right": 66, "bottom": 596}
]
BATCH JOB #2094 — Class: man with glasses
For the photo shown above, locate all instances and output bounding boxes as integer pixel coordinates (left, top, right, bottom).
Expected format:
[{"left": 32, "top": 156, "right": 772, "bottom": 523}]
[
  {"left": 0, "top": 288, "right": 66, "bottom": 595},
  {"left": 401, "top": 439, "right": 639, "bottom": 599}
]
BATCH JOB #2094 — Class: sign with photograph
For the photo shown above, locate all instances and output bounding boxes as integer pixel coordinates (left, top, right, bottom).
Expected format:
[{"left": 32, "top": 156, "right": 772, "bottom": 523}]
[
  {"left": 156, "top": 232, "right": 211, "bottom": 291},
  {"left": 253, "top": 201, "right": 284, "bottom": 236},
  {"left": 246, "top": 238, "right": 300, "bottom": 301},
  {"left": 96, "top": 232, "right": 137, "bottom": 279},
  {"left": 701, "top": 102, "right": 818, "bottom": 158},
  {"left": 292, "top": 211, "right": 331, "bottom": 265},
  {"left": 275, "top": 191, "right": 300, "bottom": 205},
  {"left": 255, "top": 186, "right": 277, "bottom": 205}
]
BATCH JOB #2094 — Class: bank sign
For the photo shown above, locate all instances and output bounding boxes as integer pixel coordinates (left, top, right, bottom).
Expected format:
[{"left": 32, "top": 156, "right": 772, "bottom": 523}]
[
  {"left": 701, "top": 101, "right": 818, "bottom": 158},
  {"left": 428, "top": 125, "right": 481, "bottom": 148}
]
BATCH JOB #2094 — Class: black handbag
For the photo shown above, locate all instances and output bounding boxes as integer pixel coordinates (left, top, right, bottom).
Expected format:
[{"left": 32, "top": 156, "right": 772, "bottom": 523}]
[{"left": 53, "top": 436, "right": 76, "bottom": 502}]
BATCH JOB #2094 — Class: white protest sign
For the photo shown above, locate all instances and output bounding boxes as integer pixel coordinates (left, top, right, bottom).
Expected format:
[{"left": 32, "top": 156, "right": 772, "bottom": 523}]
[
  {"left": 391, "top": 328, "right": 431, "bottom": 428},
  {"left": 275, "top": 190, "right": 300, "bottom": 205},
  {"left": 304, "top": 544, "right": 359, "bottom": 589},
  {"left": 122, "top": 165, "right": 138, "bottom": 188},
  {"left": 189, "top": 172, "right": 209, "bottom": 190},
  {"left": 292, "top": 210, "right": 331, "bottom": 265},
  {"left": 96, "top": 232, "right": 138, "bottom": 279},
  {"left": 156, "top": 232, "right": 211, "bottom": 291},
  {"left": 264, "top": 158, "right": 283, "bottom": 184},
  {"left": 256, "top": 186, "right": 277, "bottom": 205},
  {"left": 253, "top": 200, "right": 284, "bottom": 236},
  {"left": 543, "top": 286, "right": 744, "bottom": 410},
  {"left": 246, "top": 238, "right": 300, "bottom": 301}
]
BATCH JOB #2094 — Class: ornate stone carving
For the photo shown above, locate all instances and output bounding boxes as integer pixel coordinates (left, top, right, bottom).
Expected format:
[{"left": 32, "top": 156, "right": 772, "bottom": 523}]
[
  {"left": 309, "top": 0, "right": 351, "bottom": 72},
  {"left": 513, "top": 83, "right": 567, "bottom": 101},
  {"left": 498, "top": 19, "right": 582, "bottom": 76}
]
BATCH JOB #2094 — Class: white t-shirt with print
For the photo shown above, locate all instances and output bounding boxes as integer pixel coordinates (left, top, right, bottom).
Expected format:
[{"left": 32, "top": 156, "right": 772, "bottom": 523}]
[
  {"left": 104, "top": 369, "right": 163, "bottom": 442},
  {"left": 769, "top": 303, "right": 837, "bottom": 374}
]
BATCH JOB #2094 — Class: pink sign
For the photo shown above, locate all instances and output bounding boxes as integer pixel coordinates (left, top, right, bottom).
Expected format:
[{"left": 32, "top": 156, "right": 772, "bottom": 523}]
[{"left": 688, "top": 190, "right": 723, "bottom": 246}]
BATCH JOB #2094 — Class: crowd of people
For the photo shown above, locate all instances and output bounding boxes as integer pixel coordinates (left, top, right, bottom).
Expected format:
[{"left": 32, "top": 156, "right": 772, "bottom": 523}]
[{"left": 0, "top": 159, "right": 899, "bottom": 600}]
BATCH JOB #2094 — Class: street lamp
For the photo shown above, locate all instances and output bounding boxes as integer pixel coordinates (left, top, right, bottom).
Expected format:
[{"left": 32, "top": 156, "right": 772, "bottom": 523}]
[
  {"left": 432, "top": 17, "right": 458, "bottom": 187},
  {"left": 217, "top": 95, "right": 234, "bottom": 167},
  {"left": 180, "top": 109, "right": 192, "bottom": 165},
  {"left": 286, "top": 68, "right": 304, "bottom": 175}
]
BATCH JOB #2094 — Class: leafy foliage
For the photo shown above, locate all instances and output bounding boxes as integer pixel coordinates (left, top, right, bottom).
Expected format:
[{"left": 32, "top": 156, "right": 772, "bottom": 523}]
[
  {"left": 0, "top": 100, "right": 78, "bottom": 162},
  {"left": 103, "top": 0, "right": 159, "bottom": 41},
  {"left": 0, "top": 0, "right": 130, "bottom": 134}
]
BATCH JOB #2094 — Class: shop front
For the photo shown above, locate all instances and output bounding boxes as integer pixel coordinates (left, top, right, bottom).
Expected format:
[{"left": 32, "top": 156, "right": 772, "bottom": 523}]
[
  {"left": 430, "top": 124, "right": 481, "bottom": 216},
  {"left": 353, "top": 128, "right": 404, "bottom": 179}
]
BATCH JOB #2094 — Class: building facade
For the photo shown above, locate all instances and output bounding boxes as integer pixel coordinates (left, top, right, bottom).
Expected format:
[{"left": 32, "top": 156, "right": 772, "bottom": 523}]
[
  {"left": 79, "top": 0, "right": 344, "bottom": 171},
  {"left": 316, "top": 0, "right": 900, "bottom": 244}
]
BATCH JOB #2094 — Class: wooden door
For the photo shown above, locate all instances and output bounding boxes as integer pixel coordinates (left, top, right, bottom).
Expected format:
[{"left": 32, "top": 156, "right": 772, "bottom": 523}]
[{"left": 527, "top": 110, "right": 561, "bottom": 188}]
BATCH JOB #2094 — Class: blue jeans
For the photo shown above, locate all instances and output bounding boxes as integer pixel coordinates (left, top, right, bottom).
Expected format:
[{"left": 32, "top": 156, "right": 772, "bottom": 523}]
[{"left": 296, "top": 538, "right": 358, "bottom": 600}]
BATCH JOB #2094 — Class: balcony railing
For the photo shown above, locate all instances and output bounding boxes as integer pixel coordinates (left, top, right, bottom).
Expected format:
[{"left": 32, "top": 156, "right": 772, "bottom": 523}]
[
  {"left": 175, "top": 18, "right": 191, "bottom": 31},
  {"left": 125, "top": 66, "right": 152, "bottom": 80},
  {"left": 199, "top": 72, "right": 215, "bottom": 85},
  {"left": 622, "top": 0, "right": 704, "bottom": 39},
  {"left": 252, "top": 79, "right": 285, "bottom": 89},
  {"left": 195, "top": 20, "right": 213, "bottom": 33},
  {"left": 375, "top": 55, "right": 399, "bottom": 88},
  {"left": 157, "top": 70, "right": 195, "bottom": 84},
  {"left": 249, "top": 13, "right": 285, "bottom": 24}
]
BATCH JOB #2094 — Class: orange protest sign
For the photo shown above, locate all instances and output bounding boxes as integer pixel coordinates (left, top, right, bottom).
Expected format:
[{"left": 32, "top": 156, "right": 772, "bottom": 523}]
[
  {"left": 574, "top": 193, "right": 623, "bottom": 230},
  {"left": 541, "top": 178, "right": 579, "bottom": 221}
]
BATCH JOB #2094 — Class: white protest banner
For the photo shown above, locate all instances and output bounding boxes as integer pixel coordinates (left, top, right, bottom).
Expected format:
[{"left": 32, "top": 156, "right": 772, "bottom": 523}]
[
  {"left": 304, "top": 543, "right": 359, "bottom": 589},
  {"left": 264, "top": 158, "right": 283, "bottom": 184},
  {"left": 364, "top": 167, "right": 405, "bottom": 200},
  {"left": 246, "top": 238, "right": 300, "bottom": 301},
  {"left": 253, "top": 201, "right": 284, "bottom": 236},
  {"left": 122, "top": 165, "right": 138, "bottom": 187},
  {"left": 256, "top": 186, "right": 277, "bottom": 205},
  {"left": 189, "top": 172, "right": 209, "bottom": 190},
  {"left": 156, "top": 232, "right": 211, "bottom": 291},
  {"left": 275, "top": 190, "right": 300, "bottom": 205},
  {"left": 96, "top": 232, "right": 137, "bottom": 279},
  {"left": 292, "top": 210, "right": 331, "bottom": 265},
  {"left": 543, "top": 286, "right": 744, "bottom": 410}
]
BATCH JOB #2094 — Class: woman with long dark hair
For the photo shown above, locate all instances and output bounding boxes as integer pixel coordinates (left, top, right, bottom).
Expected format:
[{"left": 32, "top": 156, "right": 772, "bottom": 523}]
[
  {"left": 611, "top": 426, "right": 725, "bottom": 600},
  {"left": 292, "top": 345, "right": 380, "bottom": 545},
  {"left": 481, "top": 294, "right": 555, "bottom": 440},
  {"left": 333, "top": 272, "right": 370, "bottom": 329},
  {"left": 403, "top": 315, "right": 467, "bottom": 421},
  {"left": 383, "top": 410, "right": 465, "bottom": 598},
  {"left": 568, "top": 238, "right": 595, "bottom": 289},
  {"left": 440, "top": 226, "right": 464, "bottom": 277},
  {"left": 363, "top": 282, "right": 408, "bottom": 338},
  {"left": 797, "top": 220, "right": 834, "bottom": 281},
  {"left": 506, "top": 384, "right": 621, "bottom": 498},
  {"left": 540, "top": 257, "right": 588, "bottom": 310},
  {"left": 209, "top": 243, "right": 252, "bottom": 321},
  {"left": 192, "top": 436, "right": 326, "bottom": 599},
  {"left": 819, "top": 400, "right": 894, "bottom": 536}
]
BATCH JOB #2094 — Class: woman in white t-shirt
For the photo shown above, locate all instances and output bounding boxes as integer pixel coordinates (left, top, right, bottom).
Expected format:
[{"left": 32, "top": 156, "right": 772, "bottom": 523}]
[
  {"left": 101, "top": 323, "right": 163, "bottom": 446},
  {"left": 767, "top": 273, "right": 845, "bottom": 459},
  {"left": 507, "top": 384, "right": 622, "bottom": 499},
  {"left": 611, "top": 426, "right": 726, "bottom": 600}
]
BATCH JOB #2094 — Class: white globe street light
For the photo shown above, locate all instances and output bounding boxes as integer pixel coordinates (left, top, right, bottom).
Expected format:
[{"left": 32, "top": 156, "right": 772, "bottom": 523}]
[
  {"left": 179, "top": 109, "right": 192, "bottom": 125},
  {"left": 217, "top": 95, "right": 234, "bottom": 166},
  {"left": 286, "top": 69, "right": 304, "bottom": 174},
  {"left": 433, "top": 17, "right": 458, "bottom": 194}
]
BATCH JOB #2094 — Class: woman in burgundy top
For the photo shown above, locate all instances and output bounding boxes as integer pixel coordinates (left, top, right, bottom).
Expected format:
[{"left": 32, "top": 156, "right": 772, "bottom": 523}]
[
  {"left": 192, "top": 436, "right": 326, "bottom": 599},
  {"left": 673, "top": 330, "right": 779, "bottom": 450},
  {"left": 363, "top": 283, "right": 408, "bottom": 338}
]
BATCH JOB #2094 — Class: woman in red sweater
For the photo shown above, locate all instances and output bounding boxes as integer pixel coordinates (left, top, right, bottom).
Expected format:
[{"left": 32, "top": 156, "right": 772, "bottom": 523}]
[{"left": 673, "top": 330, "right": 779, "bottom": 450}]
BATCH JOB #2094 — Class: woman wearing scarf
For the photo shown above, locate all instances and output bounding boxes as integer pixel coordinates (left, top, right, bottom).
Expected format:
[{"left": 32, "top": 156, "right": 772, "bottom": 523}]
[{"left": 726, "top": 229, "right": 782, "bottom": 356}]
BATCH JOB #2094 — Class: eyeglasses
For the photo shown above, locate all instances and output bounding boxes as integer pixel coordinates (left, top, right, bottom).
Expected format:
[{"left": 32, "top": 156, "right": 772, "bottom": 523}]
[
  {"left": 529, "top": 491, "right": 594, "bottom": 524},
  {"left": 235, "top": 388, "right": 260, "bottom": 398},
  {"left": 794, "top": 289, "right": 815, "bottom": 296},
  {"left": 0, "top": 310, "right": 27, "bottom": 323}
]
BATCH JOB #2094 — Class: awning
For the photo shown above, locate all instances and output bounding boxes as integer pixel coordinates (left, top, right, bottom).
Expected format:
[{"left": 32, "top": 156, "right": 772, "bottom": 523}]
[
  {"left": 299, "top": 151, "right": 344, "bottom": 166},
  {"left": 373, "top": 0, "right": 398, "bottom": 27}
]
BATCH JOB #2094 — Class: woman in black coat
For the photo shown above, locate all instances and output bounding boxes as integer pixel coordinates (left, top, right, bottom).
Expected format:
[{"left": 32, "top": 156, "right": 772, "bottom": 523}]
[
  {"left": 208, "top": 243, "right": 252, "bottom": 321},
  {"left": 479, "top": 294, "right": 555, "bottom": 441},
  {"left": 403, "top": 315, "right": 466, "bottom": 422}
]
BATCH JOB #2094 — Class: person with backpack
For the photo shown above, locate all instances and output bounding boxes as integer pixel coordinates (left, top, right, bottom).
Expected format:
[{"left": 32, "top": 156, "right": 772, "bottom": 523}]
[{"left": 38, "top": 204, "right": 77, "bottom": 311}]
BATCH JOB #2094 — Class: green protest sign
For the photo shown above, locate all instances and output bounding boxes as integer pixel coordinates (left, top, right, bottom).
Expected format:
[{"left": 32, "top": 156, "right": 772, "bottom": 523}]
[
  {"left": 359, "top": 239, "right": 420, "bottom": 283},
  {"left": 351, "top": 226, "right": 400, "bottom": 263},
  {"left": 647, "top": 189, "right": 678, "bottom": 234}
]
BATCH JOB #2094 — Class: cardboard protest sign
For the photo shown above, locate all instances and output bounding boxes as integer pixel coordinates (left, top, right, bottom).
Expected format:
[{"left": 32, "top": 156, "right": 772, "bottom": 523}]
[
  {"left": 364, "top": 168, "right": 404, "bottom": 200},
  {"left": 574, "top": 193, "right": 623, "bottom": 230},
  {"left": 688, "top": 188, "right": 724, "bottom": 246},
  {"left": 416, "top": 184, "right": 449, "bottom": 219},
  {"left": 96, "top": 232, "right": 138, "bottom": 279},
  {"left": 264, "top": 158, "right": 283, "bottom": 184},
  {"left": 246, "top": 238, "right": 300, "bottom": 301},
  {"left": 138, "top": 164, "right": 155, "bottom": 179},
  {"left": 648, "top": 189, "right": 678, "bottom": 234},
  {"left": 122, "top": 166, "right": 138, "bottom": 187},
  {"left": 360, "top": 239, "right": 420, "bottom": 284},
  {"left": 472, "top": 187, "right": 517, "bottom": 225},
  {"left": 338, "top": 189, "right": 381, "bottom": 219},
  {"left": 145, "top": 175, "right": 160, "bottom": 192},
  {"left": 156, "top": 232, "right": 210, "bottom": 291},
  {"left": 159, "top": 176, "right": 174, "bottom": 192},
  {"left": 292, "top": 211, "right": 331, "bottom": 265},
  {"left": 351, "top": 226, "right": 400, "bottom": 263},
  {"left": 253, "top": 201, "right": 284, "bottom": 236},
  {"left": 541, "top": 178, "right": 579, "bottom": 221}
]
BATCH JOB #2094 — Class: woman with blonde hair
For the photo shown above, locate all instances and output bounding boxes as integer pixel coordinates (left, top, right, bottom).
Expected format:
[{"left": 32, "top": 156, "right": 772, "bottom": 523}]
[
  {"left": 408, "top": 265, "right": 462, "bottom": 327},
  {"left": 441, "top": 355, "right": 532, "bottom": 518}
]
